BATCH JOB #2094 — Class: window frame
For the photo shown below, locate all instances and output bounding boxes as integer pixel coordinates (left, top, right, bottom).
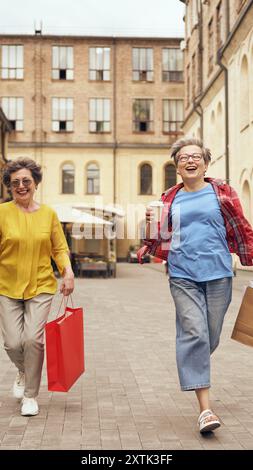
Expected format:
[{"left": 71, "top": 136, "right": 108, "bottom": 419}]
[
  {"left": 89, "top": 98, "right": 111, "bottom": 133},
  {"left": 52, "top": 97, "right": 74, "bottom": 133},
  {"left": 132, "top": 48, "right": 154, "bottom": 82},
  {"left": 52, "top": 46, "right": 74, "bottom": 81},
  {"left": 89, "top": 47, "right": 111, "bottom": 81},
  {"left": 133, "top": 99, "right": 154, "bottom": 133},
  {"left": 1, "top": 96, "right": 24, "bottom": 131},
  {"left": 1, "top": 45, "right": 24, "bottom": 80},
  {"left": 86, "top": 162, "right": 100, "bottom": 194},
  {"left": 162, "top": 48, "right": 184, "bottom": 82},
  {"left": 140, "top": 163, "right": 153, "bottom": 195},
  {"left": 162, "top": 99, "right": 184, "bottom": 134},
  {"left": 61, "top": 163, "right": 75, "bottom": 194}
]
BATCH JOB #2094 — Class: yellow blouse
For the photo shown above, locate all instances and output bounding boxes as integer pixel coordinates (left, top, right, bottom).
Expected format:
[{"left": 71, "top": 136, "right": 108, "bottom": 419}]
[{"left": 0, "top": 201, "right": 71, "bottom": 300}]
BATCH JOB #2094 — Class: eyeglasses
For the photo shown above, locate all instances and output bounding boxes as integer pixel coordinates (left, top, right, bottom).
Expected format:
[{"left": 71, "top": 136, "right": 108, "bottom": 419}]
[
  {"left": 10, "top": 178, "right": 33, "bottom": 188},
  {"left": 177, "top": 153, "right": 203, "bottom": 163}
]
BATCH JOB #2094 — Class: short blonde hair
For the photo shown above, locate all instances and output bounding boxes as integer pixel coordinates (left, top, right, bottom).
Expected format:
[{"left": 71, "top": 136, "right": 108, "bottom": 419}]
[{"left": 171, "top": 138, "right": 211, "bottom": 165}]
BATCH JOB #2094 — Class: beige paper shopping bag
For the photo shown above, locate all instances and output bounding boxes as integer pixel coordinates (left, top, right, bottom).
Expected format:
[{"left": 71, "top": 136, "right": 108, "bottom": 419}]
[{"left": 231, "top": 286, "right": 253, "bottom": 347}]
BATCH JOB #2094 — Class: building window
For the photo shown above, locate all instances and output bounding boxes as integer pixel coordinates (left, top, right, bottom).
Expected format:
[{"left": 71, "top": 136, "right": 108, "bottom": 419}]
[
  {"left": 162, "top": 48, "right": 183, "bottom": 82},
  {"left": 52, "top": 46, "right": 74, "bottom": 80},
  {"left": 240, "top": 55, "right": 249, "bottom": 130},
  {"left": 192, "top": 53, "right": 196, "bottom": 99},
  {"left": 89, "top": 98, "right": 110, "bottom": 133},
  {"left": 89, "top": 47, "right": 110, "bottom": 81},
  {"left": 164, "top": 164, "right": 176, "bottom": 190},
  {"left": 132, "top": 48, "right": 153, "bottom": 82},
  {"left": 52, "top": 98, "right": 73, "bottom": 132},
  {"left": 1, "top": 45, "right": 24, "bottom": 80},
  {"left": 133, "top": 99, "right": 154, "bottom": 132},
  {"left": 208, "top": 18, "right": 214, "bottom": 75},
  {"left": 216, "top": 2, "right": 223, "bottom": 49},
  {"left": 87, "top": 163, "right": 100, "bottom": 194},
  {"left": 186, "top": 64, "right": 190, "bottom": 107},
  {"left": 237, "top": 0, "right": 247, "bottom": 12},
  {"left": 163, "top": 100, "right": 184, "bottom": 133},
  {"left": 1, "top": 97, "right": 24, "bottom": 130},
  {"left": 62, "top": 163, "right": 75, "bottom": 194},
  {"left": 140, "top": 164, "right": 152, "bottom": 195}
]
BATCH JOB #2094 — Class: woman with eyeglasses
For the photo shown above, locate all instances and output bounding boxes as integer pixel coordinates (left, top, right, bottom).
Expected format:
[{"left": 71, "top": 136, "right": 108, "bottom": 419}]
[
  {"left": 0, "top": 157, "right": 74, "bottom": 416},
  {"left": 138, "top": 138, "right": 253, "bottom": 433}
]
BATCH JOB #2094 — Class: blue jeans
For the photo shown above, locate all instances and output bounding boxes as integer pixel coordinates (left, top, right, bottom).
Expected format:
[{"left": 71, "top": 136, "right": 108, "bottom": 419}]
[{"left": 169, "top": 277, "right": 232, "bottom": 391}]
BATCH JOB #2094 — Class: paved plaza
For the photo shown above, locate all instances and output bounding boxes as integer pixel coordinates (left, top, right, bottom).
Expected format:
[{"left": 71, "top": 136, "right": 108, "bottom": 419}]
[{"left": 0, "top": 263, "right": 253, "bottom": 450}]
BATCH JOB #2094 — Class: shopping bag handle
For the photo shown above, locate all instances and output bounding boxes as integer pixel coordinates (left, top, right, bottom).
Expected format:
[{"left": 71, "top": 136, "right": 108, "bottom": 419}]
[{"left": 56, "top": 294, "right": 74, "bottom": 318}]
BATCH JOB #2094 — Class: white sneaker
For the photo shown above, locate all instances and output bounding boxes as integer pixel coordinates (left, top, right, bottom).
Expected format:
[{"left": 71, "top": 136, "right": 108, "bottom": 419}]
[
  {"left": 13, "top": 371, "right": 25, "bottom": 399},
  {"left": 21, "top": 397, "right": 39, "bottom": 416}
]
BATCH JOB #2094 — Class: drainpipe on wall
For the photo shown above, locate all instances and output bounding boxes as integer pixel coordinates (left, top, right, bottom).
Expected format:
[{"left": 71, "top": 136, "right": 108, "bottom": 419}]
[
  {"left": 217, "top": 0, "right": 231, "bottom": 184},
  {"left": 217, "top": 57, "right": 229, "bottom": 184},
  {"left": 113, "top": 37, "right": 117, "bottom": 205},
  {"left": 226, "top": 0, "right": 230, "bottom": 36}
]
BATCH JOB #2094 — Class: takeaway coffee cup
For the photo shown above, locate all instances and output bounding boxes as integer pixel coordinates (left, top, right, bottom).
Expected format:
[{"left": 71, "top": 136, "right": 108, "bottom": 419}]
[{"left": 147, "top": 200, "right": 164, "bottom": 222}]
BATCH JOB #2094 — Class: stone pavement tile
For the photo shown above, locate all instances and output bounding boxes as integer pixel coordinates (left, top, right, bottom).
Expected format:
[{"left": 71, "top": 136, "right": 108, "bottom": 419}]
[
  {"left": 220, "top": 415, "right": 242, "bottom": 426},
  {"left": 138, "top": 428, "right": 161, "bottom": 447},
  {"left": 115, "top": 406, "right": 133, "bottom": 417},
  {"left": 156, "top": 426, "right": 181, "bottom": 442},
  {"left": 239, "top": 440, "right": 253, "bottom": 450},
  {"left": 9, "top": 416, "right": 29, "bottom": 427},
  {"left": 119, "top": 431, "right": 142, "bottom": 449},
  {"left": 100, "top": 418, "right": 118, "bottom": 430},
  {"left": 226, "top": 424, "right": 248, "bottom": 434},
  {"left": 222, "top": 443, "right": 244, "bottom": 450},
  {"left": 202, "top": 437, "right": 224, "bottom": 450},
  {"left": 180, "top": 439, "right": 204, "bottom": 450},
  {"left": 160, "top": 440, "right": 183, "bottom": 450},
  {"left": 0, "top": 445, "right": 21, "bottom": 449},
  {"left": 82, "top": 430, "right": 101, "bottom": 447},
  {"left": 2, "top": 435, "right": 23, "bottom": 446},
  {"left": 82, "top": 445, "right": 102, "bottom": 450},
  {"left": 100, "top": 429, "right": 122, "bottom": 450}
]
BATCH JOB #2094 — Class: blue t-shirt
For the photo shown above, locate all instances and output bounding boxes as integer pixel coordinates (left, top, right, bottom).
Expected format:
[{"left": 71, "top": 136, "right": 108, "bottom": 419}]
[{"left": 168, "top": 183, "right": 233, "bottom": 282}]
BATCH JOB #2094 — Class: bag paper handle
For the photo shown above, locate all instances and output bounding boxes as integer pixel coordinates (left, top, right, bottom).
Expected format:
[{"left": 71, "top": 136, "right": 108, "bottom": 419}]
[{"left": 56, "top": 294, "right": 74, "bottom": 318}]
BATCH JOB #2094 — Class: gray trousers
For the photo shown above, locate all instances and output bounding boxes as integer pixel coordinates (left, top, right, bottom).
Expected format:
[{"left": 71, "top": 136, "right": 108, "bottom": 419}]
[{"left": 0, "top": 293, "right": 53, "bottom": 398}]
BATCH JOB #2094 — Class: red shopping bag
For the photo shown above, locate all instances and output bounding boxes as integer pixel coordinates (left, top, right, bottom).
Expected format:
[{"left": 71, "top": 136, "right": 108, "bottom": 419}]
[{"left": 45, "top": 301, "right": 85, "bottom": 392}]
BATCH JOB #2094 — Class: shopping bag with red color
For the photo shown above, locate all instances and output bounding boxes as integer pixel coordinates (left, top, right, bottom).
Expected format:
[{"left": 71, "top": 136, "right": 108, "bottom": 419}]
[{"left": 45, "top": 299, "right": 85, "bottom": 392}]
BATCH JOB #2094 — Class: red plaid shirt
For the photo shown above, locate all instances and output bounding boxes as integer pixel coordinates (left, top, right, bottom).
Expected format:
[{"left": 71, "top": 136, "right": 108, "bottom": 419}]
[{"left": 138, "top": 178, "right": 253, "bottom": 266}]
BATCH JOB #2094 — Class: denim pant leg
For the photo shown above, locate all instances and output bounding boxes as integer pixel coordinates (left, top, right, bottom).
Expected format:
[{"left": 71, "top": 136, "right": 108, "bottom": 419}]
[
  {"left": 170, "top": 278, "right": 211, "bottom": 391},
  {"left": 205, "top": 277, "right": 232, "bottom": 354}
]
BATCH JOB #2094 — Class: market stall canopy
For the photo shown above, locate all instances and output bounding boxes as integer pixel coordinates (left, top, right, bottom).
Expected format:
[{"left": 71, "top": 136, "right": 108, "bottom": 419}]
[
  {"left": 51, "top": 204, "right": 112, "bottom": 225},
  {"left": 72, "top": 203, "right": 125, "bottom": 217}
]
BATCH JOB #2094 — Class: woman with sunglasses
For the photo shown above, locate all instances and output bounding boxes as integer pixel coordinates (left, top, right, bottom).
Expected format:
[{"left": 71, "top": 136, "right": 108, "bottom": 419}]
[
  {"left": 0, "top": 157, "right": 74, "bottom": 416},
  {"left": 138, "top": 138, "right": 253, "bottom": 433}
]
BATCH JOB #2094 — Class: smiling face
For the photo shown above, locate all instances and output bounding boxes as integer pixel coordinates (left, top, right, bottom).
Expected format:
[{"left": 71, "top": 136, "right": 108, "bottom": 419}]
[
  {"left": 176, "top": 144, "right": 209, "bottom": 183},
  {"left": 10, "top": 168, "right": 36, "bottom": 206}
]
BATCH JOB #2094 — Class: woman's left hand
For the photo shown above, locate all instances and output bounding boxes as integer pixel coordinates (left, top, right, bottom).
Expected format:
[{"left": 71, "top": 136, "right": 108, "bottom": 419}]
[{"left": 60, "top": 266, "right": 75, "bottom": 296}]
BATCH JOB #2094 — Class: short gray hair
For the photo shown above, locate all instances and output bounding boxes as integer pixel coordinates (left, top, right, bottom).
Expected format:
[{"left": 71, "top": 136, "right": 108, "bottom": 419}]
[{"left": 171, "top": 138, "right": 212, "bottom": 165}]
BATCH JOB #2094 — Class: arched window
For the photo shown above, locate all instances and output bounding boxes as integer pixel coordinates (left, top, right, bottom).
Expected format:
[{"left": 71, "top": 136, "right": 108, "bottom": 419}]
[
  {"left": 87, "top": 163, "right": 100, "bottom": 194},
  {"left": 240, "top": 55, "right": 249, "bottom": 129},
  {"left": 62, "top": 163, "right": 74, "bottom": 194},
  {"left": 165, "top": 164, "right": 176, "bottom": 190},
  {"left": 140, "top": 163, "right": 152, "bottom": 195},
  {"left": 242, "top": 180, "right": 251, "bottom": 221}
]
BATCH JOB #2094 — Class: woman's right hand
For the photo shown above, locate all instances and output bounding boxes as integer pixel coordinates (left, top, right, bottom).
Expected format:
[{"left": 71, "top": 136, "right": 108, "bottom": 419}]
[{"left": 146, "top": 207, "right": 155, "bottom": 223}]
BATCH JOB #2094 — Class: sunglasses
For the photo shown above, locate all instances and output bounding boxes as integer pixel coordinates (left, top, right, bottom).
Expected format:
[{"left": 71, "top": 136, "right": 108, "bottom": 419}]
[{"left": 10, "top": 178, "right": 33, "bottom": 188}]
